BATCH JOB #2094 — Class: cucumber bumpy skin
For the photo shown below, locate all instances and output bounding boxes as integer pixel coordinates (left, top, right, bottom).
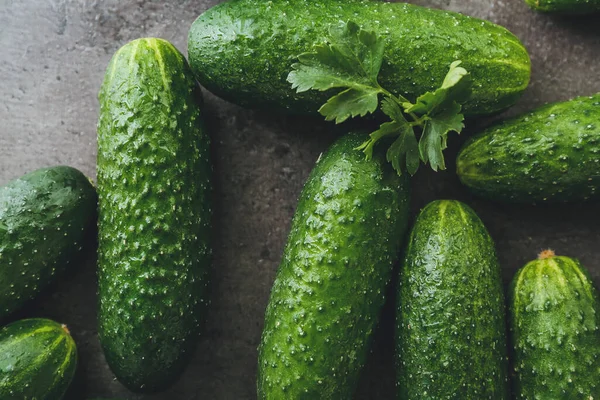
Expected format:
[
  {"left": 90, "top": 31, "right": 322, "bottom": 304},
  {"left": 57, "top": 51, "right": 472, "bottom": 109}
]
[
  {"left": 188, "top": 0, "right": 530, "bottom": 117},
  {"left": 0, "top": 318, "right": 77, "bottom": 400},
  {"left": 0, "top": 165, "right": 97, "bottom": 321},
  {"left": 396, "top": 200, "right": 509, "bottom": 399},
  {"left": 457, "top": 93, "right": 600, "bottom": 203},
  {"left": 525, "top": 0, "right": 600, "bottom": 13},
  {"left": 508, "top": 252, "right": 600, "bottom": 399},
  {"left": 258, "top": 133, "right": 410, "bottom": 399},
  {"left": 97, "top": 38, "right": 211, "bottom": 393}
]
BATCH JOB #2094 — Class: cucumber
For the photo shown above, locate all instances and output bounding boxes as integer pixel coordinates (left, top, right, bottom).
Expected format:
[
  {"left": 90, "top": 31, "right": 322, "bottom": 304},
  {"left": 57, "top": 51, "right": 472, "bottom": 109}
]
[
  {"left": 457, "top": 93, "right": 600, "bottom": 203},
  {"left": 188, "top": 0, "right": 530, "bottom": 117},
  {"left": 396, "top": 200, "right": 509, "bottom": 399},
  {"left": 525, "top": 0, "right": 600, "bottom": 13},
  {"left": 0, "top": 318, "right": 77, "bottom": 400},
  {"left": 0, "top": 166, "right": 96, "bottom": 321},
  {"left": 508, "top": 251, "right": 600, "bottom": 399},
  {"left": 97, "top": 38, "right": 212, "bottom": 392},
  {"left": 257, "top": 133, "right": 410, "bottom": 399}
]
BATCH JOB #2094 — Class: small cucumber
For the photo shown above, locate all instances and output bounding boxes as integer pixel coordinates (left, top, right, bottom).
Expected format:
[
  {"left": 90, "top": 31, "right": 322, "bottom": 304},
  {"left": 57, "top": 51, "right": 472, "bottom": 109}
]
[
  {"left": 457, "top": 93, "right": 600, "bottom": 203},
  {"left": 188, "top": 0, "right": 530, "bottom": 117},
  {"left": 508, "top": 251, "right": 600, "bottom": 399},
  {"left": 525, "top": 0, "right": 600, "bottom": 13},
  {"left": 0, "top": 318, "right": 77, "bottom": 400},
  {"left": 396, "top": 200, "right": 509, "bottom": 399},
  {"left": 0, "top": 166, "right": 97, "bottom": 321},
  {"left": 258, "top": 133, "right": 410, "bottom": 399},
  {"left": 97, "top": 38, "right": 212, "bottom": 392}
]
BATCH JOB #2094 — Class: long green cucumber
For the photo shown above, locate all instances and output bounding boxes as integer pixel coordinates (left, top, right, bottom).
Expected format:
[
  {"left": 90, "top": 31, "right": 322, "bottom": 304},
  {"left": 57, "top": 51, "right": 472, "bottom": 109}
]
[
  {"left": 257, "top": 133, "right": 411, "bottom": 399},
  {"left": 508, "top": 251, "right": 600, "bottom": 399},
  {"left": 0, "top": 166, "right": 96, "bottom": 320},
  {"left": 0, "top": 318, "right": 77, "bottom": 400},
  {"left": 396, "top": 200, "right": 509, "bottom": 399},
  {"left": 97, "top": 38, "right": 212, "bottom": 392},
  {"left": 188, "top": 0, "right": 531, "bottom": 117},
  {"left": 457, "top": 93, "right": 600, "bottom": 203},
  {"left": 525, "top": 0, "right": 600, "bottom": 13}
]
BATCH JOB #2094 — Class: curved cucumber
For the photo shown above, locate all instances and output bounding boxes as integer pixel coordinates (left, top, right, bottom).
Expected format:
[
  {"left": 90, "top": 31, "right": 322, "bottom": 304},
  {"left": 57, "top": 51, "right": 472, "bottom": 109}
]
[
  {"left": 258, "top": 133, "right": 410, "bottom": 399},
  {"left": 396, "top": 200, "right": 509, "bottom": 399},
  {"left": 0, "top": 318, "right": 77, "bottom": 400},
  {"left": 508, "top": 252, "right": 600, "bottom": 399},
  {"left": 188, "top": 0, "right": 530, "bottom": 117},
  {"left": 457, "top": 93, "right": 600, "bottom": 203},
  {"left": 0, "top": 165, "right": 97, "bottom": 320},
  {"left": 525, "top": 0, "right": 600, "bottom": 13},
  {"left": 97, "top": 38, "right": 212, "bottom": 392}
]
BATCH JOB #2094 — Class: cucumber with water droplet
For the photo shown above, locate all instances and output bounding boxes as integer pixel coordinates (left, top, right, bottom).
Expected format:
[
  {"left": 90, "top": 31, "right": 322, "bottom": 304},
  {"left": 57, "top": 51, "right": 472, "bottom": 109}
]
[
  {"left": 188, "top": 0, "right": 531, "bottom": 117},
  {"left": 0, "top": 318, "right": 77, "bottom": 400},
  {"left": 457, "top": 93, "right": 600, "bottom": 203},
  {"left": 257, "top": 133, "right": 410, "bottom": 399},
  {"left": 97, "top": 38, "right": 212, "bottom": 392},
  {"left": 525, "top": 0, "right": 600, "bottom": 14},
  {"left": 0, "top": 166, "right": 97, "bottom": 321},
  {"left": 508, "top": 251, "right": 600, "bottom": 399},
  {"left": 396, "top": 200, "right": 509, "bottom": 399}
]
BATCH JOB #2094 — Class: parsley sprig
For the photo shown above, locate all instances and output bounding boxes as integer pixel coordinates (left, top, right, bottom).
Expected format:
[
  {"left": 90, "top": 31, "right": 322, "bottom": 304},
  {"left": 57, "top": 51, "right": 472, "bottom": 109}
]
[{"left": 287, "top": 21, "right": 472, "bottom": 175}]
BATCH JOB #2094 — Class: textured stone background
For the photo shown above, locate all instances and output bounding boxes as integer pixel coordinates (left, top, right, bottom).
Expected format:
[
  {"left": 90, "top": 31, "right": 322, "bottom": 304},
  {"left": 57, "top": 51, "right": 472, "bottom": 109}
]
[{"left": 0, "top": 0, "right": 599, "bottom": 399}]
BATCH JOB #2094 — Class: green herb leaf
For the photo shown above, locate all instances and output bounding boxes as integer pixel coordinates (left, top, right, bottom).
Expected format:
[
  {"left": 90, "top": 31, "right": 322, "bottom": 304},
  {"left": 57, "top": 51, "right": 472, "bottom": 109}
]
[
  {"left": 356, "top": 96, "right": 419, "bottom": 175},
  {"left": 388, "top": 126, "right": 420, "bottom": 176},
  {"left": 381, "top": 97, "right": 407, "bottom": 123},
  {"left": 418, "top": 103, "right": 465, "bottom": 171},
  {"left": 287, "top": 21, "right": 385, "bottom": 123},
  {"left": 288, "top": 21, "right": 473, "bottom": 176},
  {"left": 356, "top": 121, "right": 403, "bottom": 159},
  {"left": 318, "top": 88, "right": 381, "bottom": 123},
  {"left": 403, "top": 61, "right": 471, "bottom": 116}
]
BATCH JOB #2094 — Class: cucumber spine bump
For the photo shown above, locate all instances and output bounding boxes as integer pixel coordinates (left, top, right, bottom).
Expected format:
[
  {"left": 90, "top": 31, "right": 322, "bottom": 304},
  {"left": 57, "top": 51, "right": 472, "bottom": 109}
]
[
  {"left": 188, "top": 0, "right": 531, "bottom": 117},
  {"left": 97, "top": 38, "right": 212, "bottom": 392},
  {"left": 258, "top": 133, "right": 410, "bottom": 399}
]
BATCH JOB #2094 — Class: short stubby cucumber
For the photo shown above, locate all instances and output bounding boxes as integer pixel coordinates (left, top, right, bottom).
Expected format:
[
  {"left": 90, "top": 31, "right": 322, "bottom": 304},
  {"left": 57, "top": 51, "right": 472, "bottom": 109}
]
[
  {"left": 508, "top": 251, "right": 600, "bottom": 399},
  {"left": 525, "top": 0, "right": 600, "bottom": 13},
  {"left": 0, "top": 318, "right": 77, "bottom": 400},
  {"left": 258, "top": 133, "right": 410, "bottom": 399},
  {"left": 188, "top": 0, "right": 530, "bottom": 117},
  {"left": 457, "top": 93, "right": 600, "bottom": 203},
  {"left": 396, "top": 200, "right": 509, "bottom": 399},
  {"left": 0, "top": 166, "right": 97, "bottom": 321},
  {"left": 97, "top": 38, "right": 212, "bottom": 392}
]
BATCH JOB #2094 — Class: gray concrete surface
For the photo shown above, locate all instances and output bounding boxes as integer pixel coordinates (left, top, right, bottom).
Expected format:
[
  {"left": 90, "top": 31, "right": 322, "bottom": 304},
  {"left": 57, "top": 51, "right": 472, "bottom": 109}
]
[{"left": 0, "top": 0, "right": 599, "bottom": 399}]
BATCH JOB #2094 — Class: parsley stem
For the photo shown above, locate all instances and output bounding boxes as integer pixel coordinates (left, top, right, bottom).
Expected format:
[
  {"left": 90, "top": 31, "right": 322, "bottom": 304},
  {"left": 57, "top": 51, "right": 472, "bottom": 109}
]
[{"left": 380, "top": 89, "right": 419, "bottom": 121}]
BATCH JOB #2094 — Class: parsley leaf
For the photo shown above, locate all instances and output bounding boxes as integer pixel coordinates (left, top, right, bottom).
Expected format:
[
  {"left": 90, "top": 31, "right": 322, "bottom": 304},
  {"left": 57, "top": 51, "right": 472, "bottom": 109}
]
[
  {"left": 403, "top": 61, "right": 471, "bottom": 116},
  {"left": 287, "top": 21, "right": 385, "bottom": 123},
  {"left": 419, "top": 105, "right": 464, "bottom": 171},
  {"left": 356, "top": 98, "right": 419, "bottom": 174},
  {"left": 288, "top": 22, "right": 473, "bottom": 176}
]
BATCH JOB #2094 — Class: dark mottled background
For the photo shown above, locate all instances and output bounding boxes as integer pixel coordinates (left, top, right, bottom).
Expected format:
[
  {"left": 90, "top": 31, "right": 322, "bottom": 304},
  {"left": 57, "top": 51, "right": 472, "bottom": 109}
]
[{"left": 0, "top": 1, "right": 599, "bottom": 399}]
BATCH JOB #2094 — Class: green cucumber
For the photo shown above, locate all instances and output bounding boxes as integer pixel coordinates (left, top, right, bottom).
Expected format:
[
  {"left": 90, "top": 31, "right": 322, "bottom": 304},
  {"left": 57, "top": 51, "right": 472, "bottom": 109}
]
[
  {"left": 0, "top": 318, "right": 77, "bottom": 400},
  {"left": 508, "top": 251, "right": 600, "bottom": 399},
  {"left": 457, "top": 93, "right": 600, "bottom": 203},
  {"left": 97, "top": 38, "right": 212, "bottom": 392},
  {"left": 0, "top": 166, "right": 96, "bottom": 321},
  {"left": 396, "top": 200, "right": 509, "bottom": 399},
  {"left": 188, "top": 0, "right": 530, "bottom": 117},
  {"left": 257, "top": 133, "right": 410, "bottom": 399},
  {"left": 525, "top": 0, "right": 600, "bottom": 13}
]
